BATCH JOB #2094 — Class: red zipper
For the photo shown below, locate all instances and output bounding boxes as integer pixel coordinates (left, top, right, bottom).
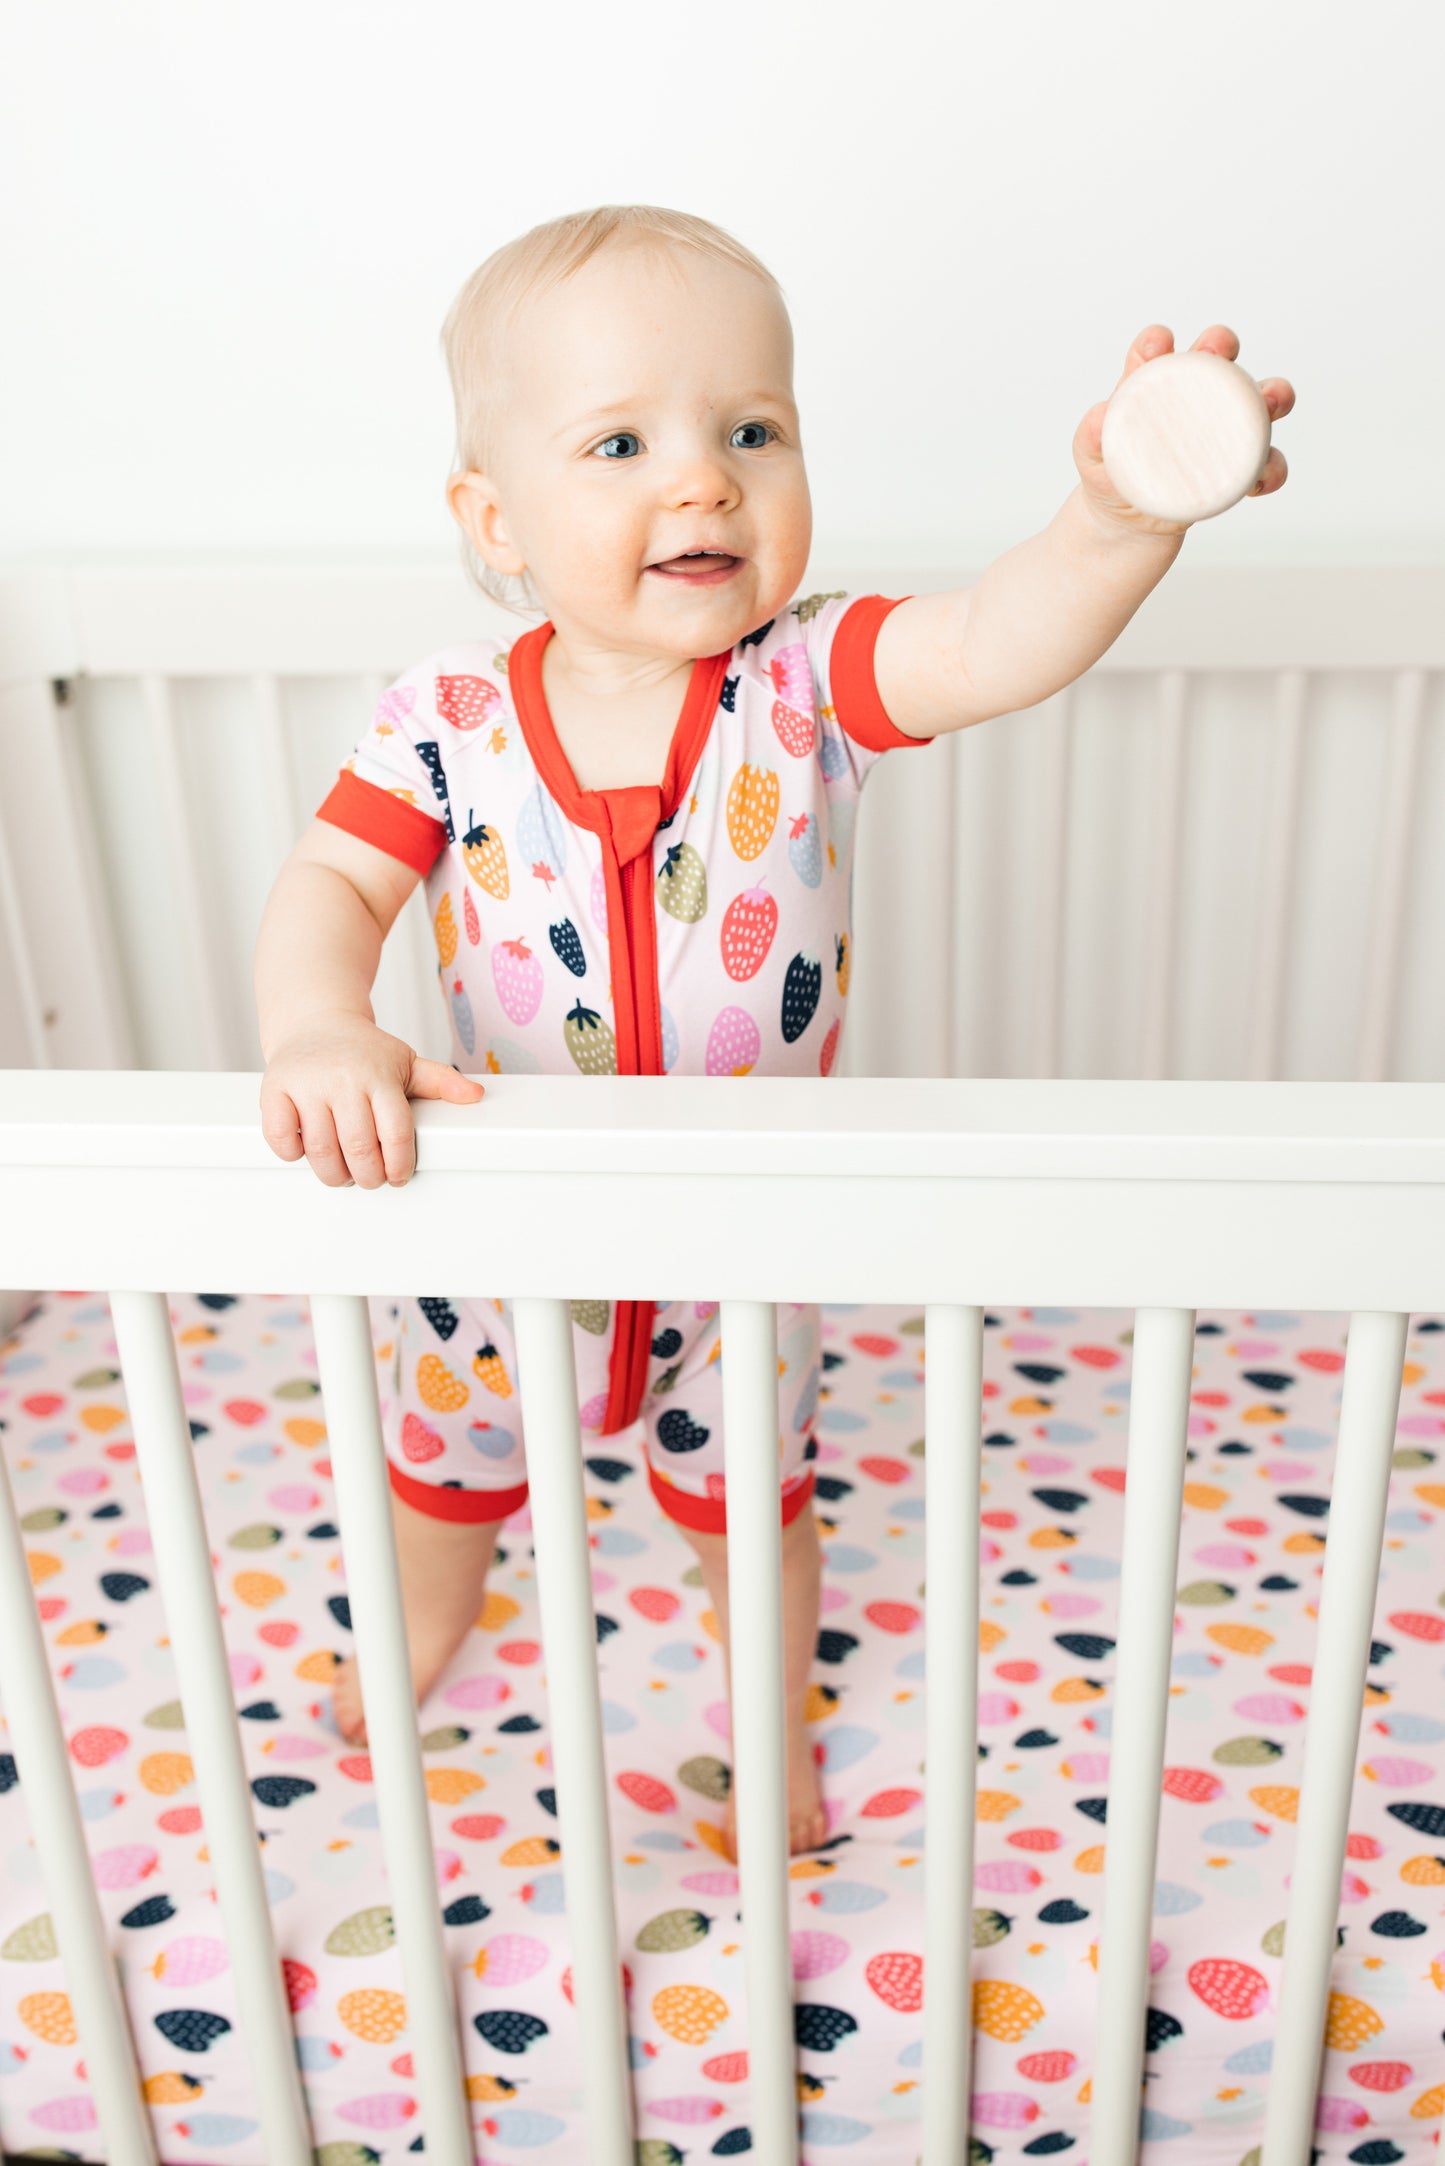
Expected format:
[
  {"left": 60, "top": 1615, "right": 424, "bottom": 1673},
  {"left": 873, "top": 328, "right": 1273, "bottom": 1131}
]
[
  {"left": 595, "top": 799, "right": 662, "bottom": 1433},
  {"left": 505, "top": 625, "right": 731, "bottom": 1437}
]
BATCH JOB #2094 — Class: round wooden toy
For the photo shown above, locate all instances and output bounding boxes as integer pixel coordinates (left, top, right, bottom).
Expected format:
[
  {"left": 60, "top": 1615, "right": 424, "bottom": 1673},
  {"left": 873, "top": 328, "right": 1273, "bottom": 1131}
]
[{"left": 1100, "top": 349, "right": 1271, "bottom": 523}]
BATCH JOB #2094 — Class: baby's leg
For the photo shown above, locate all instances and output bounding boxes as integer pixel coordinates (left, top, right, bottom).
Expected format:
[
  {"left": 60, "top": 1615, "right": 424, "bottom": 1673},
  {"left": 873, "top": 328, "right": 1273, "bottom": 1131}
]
[
  {"left": 333, "top": 1297, "right": 525, "bottom": 1746},
  {"left": 332, "top": 1494, "right": 503, "bottom": 1746},
  {"left": 643, "top": 1300, "right": 826, "bottom": 1857}
]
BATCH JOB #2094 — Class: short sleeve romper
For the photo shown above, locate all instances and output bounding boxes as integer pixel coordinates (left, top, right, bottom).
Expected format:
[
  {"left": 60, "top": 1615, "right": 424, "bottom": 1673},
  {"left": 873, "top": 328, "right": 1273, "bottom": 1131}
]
[{"left": 315, "top": 588, "right": 926, "bottom": 1534}]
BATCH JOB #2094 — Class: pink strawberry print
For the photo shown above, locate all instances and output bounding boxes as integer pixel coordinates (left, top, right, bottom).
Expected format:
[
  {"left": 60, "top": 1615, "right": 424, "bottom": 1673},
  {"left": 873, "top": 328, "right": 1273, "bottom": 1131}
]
[
  {"left": 973, "top": 2095, "right": 1041, "bottom": 2131},
  {"left": 492, "top": 939, "right": 544, "bottom": 1026},
  {"left": 70, "top": 1725, "right": 129, "bottom": 1767},
  {"left": 1347, "top": 2062, "right": 1414, "bottom": 2092},
  {"left": 616, "top": 1770, "right": 677, "bottom": 1814},
  {"left": 865, "top": 1949, "right": 923, "bottom": 2011},
  {"left": 337, "top": 2096, "right": 418, "bottom": 2131},
  {"left": 150, "top": 1934, "right": 229, "bottom": 1987},
  {"left": 791, "top": 1930, "right": 850, "bottom": 1980},
  {"left": 1187, "top": 1957, "right": 1271, "bottom": 2019},
  {"left": 706, "top": 1006, "right": 761, "bottom": 1076},
  {"left": 372, "top": 685, "right": 417, "bottom": 731},
  {"left": 463, "top": 889, "right": 481, "bottom": 945},
  {"left": 768, "top": 643, "right": 816, "bottom": 756},
  {"left": 769, "top": 641, "right": 813, "bottom": 707},
  {"left": 1016, "top": 2051, "right": 1077, "bottom": 2082},
  {"left": 771, "top": 700, "right": 816, "bottom": 758},
  {"left": 401, "top": 1413, "right": 445, "bottom": 1463},
  {"left": 630, "top": 1586, "right": 682, "bottom": 1623},
  {"left": 436, "top": 675, "right": 502, "bottom": 732},
  {"left": 475, "top": 1932, "right": 549, "bottom": 1987},
  {"left": 93, "top": 1844, "right": 160, "bottom": 1889},
  {"left": 720, "top": 885, "right": 778, "bottom": 981},
  {"left": 1162, "top": 1766, "right": 1224, "bottom": 1803},
  {"left": 819, "top": 1016, "right": 840, "bottom": 1075}
]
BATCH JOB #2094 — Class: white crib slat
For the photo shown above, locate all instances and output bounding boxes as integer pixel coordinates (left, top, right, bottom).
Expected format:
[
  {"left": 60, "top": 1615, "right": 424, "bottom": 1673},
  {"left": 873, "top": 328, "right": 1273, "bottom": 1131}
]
[
  {"left": 1090, "top": 1305, "right": 1196, "bottom": 2163},
  {"left": 0, "top": 1440, "right": 156, "bottom": 2162},
  {"left": 0, "top": 677, "right": 133, "bottom": 1067},
  {"left": 108, "top": 1291, "right": 312, "bottom": 2164},
  {"left": 1356, "top": 669, "right": 1426, "bottom": 1082},
  {"left": 1137, "top": 672, "right": 1188, "bottom": 1080},
  {"left": 1031, "top": 690, "right": 1074, "bottom": 1079},
  {"left": 922, "top": 1304, "right": 983, "bottom": 2166},
  {"left": 140, "top": 674, "right": 230, "bottom": 1069},
  {"left": 307, "top": 1293, "right": 472, "bottom": 2163},
  {"left": 1260, "top": 1308, "right": 1407, "bottom": 2165},
  {"left": 0, "top": 785, "right": 51, "bottom": 1066},
  {"left": 251, "top": 672, "right": 299, "bottom": 864},
  {"left": 1247, "top": 669, "right": 1307, "bottom": 1081},
  {"left": 510, "top": 1298, "right": 635, "bottom": 2165},
  {"left": 720, "top": 1300, "right": 799, "bottom": 2165}
]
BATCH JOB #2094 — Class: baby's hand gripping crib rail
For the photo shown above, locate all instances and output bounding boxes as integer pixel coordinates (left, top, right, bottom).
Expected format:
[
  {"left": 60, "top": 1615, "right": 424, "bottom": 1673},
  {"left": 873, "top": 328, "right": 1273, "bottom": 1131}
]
[{"left": 1, "top": 1068, "right": 1443, "bottom": 2166}]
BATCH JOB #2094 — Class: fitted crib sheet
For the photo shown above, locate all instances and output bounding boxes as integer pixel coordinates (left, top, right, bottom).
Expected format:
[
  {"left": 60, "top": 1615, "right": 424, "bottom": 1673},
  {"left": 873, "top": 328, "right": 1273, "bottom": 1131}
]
[{"left": 0, "top": 1292, "right": 1443, "bottom": 2166}]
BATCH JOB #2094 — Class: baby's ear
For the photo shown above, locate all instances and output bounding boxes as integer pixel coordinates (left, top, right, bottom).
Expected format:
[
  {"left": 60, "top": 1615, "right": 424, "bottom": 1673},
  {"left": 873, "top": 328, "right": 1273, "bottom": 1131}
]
[{"left": 446, "top": 469, "right": 525, "bottom": 576}]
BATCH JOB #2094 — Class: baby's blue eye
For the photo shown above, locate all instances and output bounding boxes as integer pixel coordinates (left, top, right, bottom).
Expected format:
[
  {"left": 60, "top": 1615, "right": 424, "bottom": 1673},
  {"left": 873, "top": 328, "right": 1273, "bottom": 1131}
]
[{"left": 589, "top": 422, "right": 779, "bottom": 461}]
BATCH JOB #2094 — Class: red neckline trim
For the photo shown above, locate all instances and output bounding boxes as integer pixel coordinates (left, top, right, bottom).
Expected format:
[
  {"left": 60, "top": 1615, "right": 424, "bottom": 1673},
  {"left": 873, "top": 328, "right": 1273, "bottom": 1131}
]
[{"left": 507, "top": 621, "right": 732, "bottom": 835}]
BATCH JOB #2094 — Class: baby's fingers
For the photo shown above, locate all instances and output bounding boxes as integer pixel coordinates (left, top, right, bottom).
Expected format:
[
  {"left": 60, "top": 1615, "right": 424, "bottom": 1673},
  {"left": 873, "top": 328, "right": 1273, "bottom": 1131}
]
[
  {"left": 1187, "top": 322, "right": 1241, "bottom": 362},
  {"left": 1249, "top": 446, "right": 1289, "bottom": 497},
  {"left": 1115, "top": 323, "right": 1174, "bottom": 389},
  {"left": 371, "top": 1086, "right": 418, "bottom": 1186},
  {"left": 332, "top": 1095, "right": 390, "bottom": 1191},
  {"left": 259, "top": 1084, "right": 305, "bottom": 1165},
  {"left": 296, "top": 1104, "right": 354, "bottom": 1190},
  {"left": 409, "top": 1056, "right": 486, "bottom": 1104},
  {"left": 1257, "top": 376, "right": 1295, "bottom": 422}
]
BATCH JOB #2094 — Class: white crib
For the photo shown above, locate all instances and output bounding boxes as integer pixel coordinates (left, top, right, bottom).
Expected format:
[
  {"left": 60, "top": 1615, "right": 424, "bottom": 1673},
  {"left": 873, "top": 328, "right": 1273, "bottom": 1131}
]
[{"left": 0, "top": 563, "right": 1443, "bottom": 2166}]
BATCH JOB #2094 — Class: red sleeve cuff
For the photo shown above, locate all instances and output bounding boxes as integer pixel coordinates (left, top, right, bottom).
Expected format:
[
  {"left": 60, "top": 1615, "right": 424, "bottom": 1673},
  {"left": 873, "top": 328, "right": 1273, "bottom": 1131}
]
[
  {"left": 830, "top": 593, "right": 927, "bottom": 751},
  {"left": 316, "top": 768, "right": 448, "bottom": 875}
]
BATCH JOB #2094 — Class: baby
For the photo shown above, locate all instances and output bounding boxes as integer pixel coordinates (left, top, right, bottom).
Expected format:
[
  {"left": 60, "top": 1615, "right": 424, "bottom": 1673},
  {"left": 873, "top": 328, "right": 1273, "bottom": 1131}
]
[{"left": 254, "top": 203, "right": 1291, "bottom": 1859}]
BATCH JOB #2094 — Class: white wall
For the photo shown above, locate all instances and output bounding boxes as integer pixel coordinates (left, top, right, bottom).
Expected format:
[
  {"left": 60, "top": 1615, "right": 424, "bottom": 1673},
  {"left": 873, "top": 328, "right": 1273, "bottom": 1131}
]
[{"left": 2, "top": 0, "right": 1442, "bottom": 577}]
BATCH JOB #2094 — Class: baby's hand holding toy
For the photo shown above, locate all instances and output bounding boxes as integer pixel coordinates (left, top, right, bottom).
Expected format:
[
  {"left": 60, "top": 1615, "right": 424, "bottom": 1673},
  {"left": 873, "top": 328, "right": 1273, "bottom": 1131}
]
[
  {"left": 1077, "top": 324, "right": 1294, "bottom": 536},
  {"left": 259, "top": 1013, "right": 485, "bottom": 1190}
]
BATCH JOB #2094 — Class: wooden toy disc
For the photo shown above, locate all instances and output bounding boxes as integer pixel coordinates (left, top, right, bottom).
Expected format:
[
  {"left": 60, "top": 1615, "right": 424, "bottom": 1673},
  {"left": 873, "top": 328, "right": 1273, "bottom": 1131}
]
[{"left": 1100, "top": 350, "right": 1271, "bottom": 523}]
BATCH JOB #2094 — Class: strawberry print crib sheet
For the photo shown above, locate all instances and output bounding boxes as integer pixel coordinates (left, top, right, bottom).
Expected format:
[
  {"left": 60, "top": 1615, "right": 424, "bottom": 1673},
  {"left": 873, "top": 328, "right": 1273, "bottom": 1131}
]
[{"left": 0, "top": 1291, "right": 1443, "bottom": 2166}]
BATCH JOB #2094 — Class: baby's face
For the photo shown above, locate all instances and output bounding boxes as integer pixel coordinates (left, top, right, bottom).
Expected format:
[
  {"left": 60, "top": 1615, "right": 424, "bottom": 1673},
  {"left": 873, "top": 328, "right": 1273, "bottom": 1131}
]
[{"left": 451, "top": 246, "right": 812, "bottom": 661}]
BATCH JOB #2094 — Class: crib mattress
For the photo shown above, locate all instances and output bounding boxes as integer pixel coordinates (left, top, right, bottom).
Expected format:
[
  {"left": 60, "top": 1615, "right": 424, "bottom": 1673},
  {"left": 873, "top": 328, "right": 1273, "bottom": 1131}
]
[{"left": 1, "top": 1292, "right": 1443, "bottom": 2166}]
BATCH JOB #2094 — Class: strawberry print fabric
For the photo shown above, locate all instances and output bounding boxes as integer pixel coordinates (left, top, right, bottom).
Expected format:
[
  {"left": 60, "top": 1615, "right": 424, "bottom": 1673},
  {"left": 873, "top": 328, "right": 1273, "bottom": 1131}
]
[
  {"left": 317, "top": 589, "right": 916, "bottom": 1084},
  {"left": 315, "top": 588, "right": 926, "bottom": 1516},
  {"left": 378, "top": 1294, "right": 820, "bottom": 1529},
  {"left": 3, "top": 1291, "right": 1445, "bottom": 2164}
]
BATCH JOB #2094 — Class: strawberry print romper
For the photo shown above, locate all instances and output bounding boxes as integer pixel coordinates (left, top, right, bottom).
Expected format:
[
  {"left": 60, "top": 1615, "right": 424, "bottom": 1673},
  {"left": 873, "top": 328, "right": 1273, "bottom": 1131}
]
[{"left": 315, "top": 588, "right": 926, "bottom": 1533}]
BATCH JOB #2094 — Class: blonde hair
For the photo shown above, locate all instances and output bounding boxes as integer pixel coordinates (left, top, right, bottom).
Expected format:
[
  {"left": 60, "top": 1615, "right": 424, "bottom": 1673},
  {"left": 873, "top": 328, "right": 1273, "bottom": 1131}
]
[{"left": 440, "top": 204, "right": 788, "bottom": 616}]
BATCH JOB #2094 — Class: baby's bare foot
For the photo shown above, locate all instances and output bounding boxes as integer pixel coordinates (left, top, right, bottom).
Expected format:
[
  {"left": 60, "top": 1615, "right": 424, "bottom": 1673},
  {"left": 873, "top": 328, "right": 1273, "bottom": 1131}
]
[
  {"left": 331, "top": 1492, "right": 501, "bottom": 1746},
  {"left": 722, "top": 1723, "right": 829, "bottom": 1861}
]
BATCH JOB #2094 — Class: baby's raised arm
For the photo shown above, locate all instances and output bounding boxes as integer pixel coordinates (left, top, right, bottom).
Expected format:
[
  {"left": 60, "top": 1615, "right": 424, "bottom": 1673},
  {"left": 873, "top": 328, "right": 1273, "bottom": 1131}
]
[{"left": 255, "top": 821, "right": 484, "bottom": 1188}]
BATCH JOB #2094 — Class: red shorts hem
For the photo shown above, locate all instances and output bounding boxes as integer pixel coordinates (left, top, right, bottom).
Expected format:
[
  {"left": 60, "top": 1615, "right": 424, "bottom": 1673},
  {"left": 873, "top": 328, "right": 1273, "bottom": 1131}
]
[
  {"left": 388, "top": 1458, "right": 530, "bottom": 1524},
  {"left": 646, "top": 1461, "right": 815, "bottom": 1535}
]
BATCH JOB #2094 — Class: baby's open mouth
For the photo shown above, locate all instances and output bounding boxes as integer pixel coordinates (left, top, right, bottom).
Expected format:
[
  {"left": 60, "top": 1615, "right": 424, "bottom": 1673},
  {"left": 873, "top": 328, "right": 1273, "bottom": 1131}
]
[{"left": 645, "top": 551, "right": 744, "bottom": 583}]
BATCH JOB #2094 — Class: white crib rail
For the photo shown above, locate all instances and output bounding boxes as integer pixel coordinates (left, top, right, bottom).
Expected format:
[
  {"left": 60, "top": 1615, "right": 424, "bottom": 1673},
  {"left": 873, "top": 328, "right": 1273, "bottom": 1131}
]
[{"left": 1, "top": 1070, "right": 1443, "bottom": 2166}]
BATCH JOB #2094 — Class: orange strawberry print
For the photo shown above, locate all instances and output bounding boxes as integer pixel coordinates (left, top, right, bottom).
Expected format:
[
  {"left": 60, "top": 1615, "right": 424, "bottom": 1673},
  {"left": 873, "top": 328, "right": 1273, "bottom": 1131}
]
[
  {"left": 461, "top": 810, "right": 509, "bottom": 897},
  {"left": 472, "top": 1342, "right": 513, "bottom": 1398},
  {"left": 725, "top": 762, "right": 780, "bottom": 859}
]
